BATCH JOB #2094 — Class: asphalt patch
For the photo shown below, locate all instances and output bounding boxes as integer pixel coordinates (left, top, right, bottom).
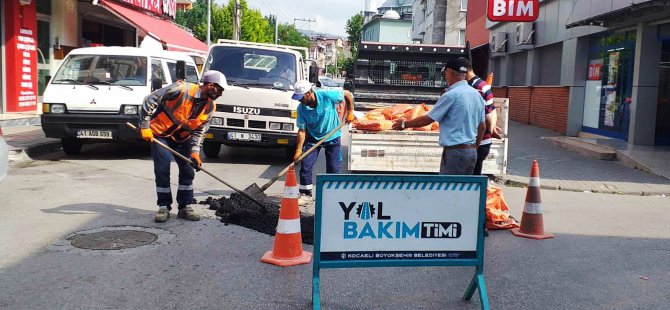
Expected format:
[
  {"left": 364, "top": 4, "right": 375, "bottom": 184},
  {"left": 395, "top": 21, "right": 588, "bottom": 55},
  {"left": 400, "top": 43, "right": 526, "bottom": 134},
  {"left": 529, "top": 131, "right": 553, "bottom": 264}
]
[{"left": 201, "top": 193, "right": 314, "bottom": 245}]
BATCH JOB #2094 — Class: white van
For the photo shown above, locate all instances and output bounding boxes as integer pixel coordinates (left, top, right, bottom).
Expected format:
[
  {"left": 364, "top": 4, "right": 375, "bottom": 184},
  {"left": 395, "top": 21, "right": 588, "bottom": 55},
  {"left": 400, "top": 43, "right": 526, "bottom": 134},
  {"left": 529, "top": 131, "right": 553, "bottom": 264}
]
[{"left": 41, "top": 47, "right": 199, "bottom": 154}]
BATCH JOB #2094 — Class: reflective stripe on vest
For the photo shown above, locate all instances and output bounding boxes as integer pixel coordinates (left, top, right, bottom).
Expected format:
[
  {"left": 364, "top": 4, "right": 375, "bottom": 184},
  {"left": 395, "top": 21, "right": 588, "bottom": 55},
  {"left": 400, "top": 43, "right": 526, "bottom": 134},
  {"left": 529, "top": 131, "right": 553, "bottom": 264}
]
[{"left": 150, "top": 82, "right": 213, "bottom": 143}]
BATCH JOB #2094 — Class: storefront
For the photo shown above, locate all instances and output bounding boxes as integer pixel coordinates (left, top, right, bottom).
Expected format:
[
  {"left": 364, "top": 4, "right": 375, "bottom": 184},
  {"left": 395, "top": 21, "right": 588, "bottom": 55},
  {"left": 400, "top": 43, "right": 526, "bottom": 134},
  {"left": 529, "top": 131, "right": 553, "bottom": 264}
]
[
  {"left": 1, "top": 0, "right": 206, "bottom": 115},
  {"left": 581, "top": 31, "right": 637, "bottom": 141},
  {"left": 656, "top": 24, "right": 670, "bottom": 145}
]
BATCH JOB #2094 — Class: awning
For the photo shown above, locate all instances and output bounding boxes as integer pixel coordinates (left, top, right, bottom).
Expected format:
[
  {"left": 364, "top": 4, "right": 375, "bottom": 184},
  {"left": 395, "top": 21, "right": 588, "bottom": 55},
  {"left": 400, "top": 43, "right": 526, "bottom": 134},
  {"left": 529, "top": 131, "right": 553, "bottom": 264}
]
[
  {"left": 566, "top": 0, "right": 670, "bottom": 29},
  {"left": 99, "top": 0, "right": 208, "bottom": 55}
]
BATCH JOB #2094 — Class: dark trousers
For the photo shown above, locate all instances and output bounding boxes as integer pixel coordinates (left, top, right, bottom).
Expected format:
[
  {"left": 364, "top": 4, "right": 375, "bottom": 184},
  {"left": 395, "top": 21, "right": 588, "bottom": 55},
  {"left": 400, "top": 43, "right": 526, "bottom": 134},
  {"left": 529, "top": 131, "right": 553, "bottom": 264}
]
[
  {"left": 152, "top": 137, "right": 195, "bottom": 210},
  {"left": 299, "top": 136, "right": 341, "bottom": 196},
  {"left": 439, "top": 148, "right": 477, "bottom": 175},
  {"left": 474, "top": 143, "right": 492, "bottom": 175}
]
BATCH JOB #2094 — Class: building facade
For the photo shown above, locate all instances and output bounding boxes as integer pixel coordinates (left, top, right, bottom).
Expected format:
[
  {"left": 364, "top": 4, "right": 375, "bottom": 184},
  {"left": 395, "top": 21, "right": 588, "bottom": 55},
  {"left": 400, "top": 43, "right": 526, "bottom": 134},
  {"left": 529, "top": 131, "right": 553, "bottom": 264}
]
[
  {"left": 362, "top": 0, "right": 413, "bottom": 44},
  {"left": 465, "top": 0, "right": 489, "bottom": 78},
  {"left": 488, "top": 0, "right": 670, "bottom": 146},
  {"left": 1, "top": 0, "right": 204, "bottom": 115},
  {"left": 411, "top": 0, "right": 467, "bottom": 46}
]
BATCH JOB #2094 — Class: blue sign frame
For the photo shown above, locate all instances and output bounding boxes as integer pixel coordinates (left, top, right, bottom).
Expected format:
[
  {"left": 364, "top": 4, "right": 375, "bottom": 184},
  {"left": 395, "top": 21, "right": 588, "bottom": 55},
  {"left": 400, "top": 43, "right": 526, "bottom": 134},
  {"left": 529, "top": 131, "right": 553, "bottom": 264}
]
[{"left": 312, "top": 174, "right": 489, "bottom": 310}]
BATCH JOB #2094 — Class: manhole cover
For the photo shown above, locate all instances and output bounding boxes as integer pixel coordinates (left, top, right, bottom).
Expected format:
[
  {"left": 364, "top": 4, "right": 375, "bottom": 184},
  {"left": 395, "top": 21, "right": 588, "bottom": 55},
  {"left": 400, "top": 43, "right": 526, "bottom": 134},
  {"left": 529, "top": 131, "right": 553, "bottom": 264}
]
[{"left": 69, "top": 230, "right": 158, "bottom": 250}]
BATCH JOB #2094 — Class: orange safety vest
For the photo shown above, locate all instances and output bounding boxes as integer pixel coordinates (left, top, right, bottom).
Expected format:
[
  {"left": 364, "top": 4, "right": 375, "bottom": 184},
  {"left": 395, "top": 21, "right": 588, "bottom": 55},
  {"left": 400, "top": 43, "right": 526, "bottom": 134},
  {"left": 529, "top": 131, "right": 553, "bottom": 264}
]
[{"left": 150, "top": 82, "right": 214, "bottom": 143}]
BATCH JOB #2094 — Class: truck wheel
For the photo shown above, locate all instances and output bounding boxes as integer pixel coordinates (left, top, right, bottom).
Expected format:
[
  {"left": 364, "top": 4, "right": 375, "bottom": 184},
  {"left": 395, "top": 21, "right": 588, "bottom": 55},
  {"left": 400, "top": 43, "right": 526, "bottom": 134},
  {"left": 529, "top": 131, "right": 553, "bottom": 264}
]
[
  {"left": 203, "top": 141, "right": 221, "bottom": 158},
  {"left": 61, "top": 138, "right": 83, "bottom": 155}
]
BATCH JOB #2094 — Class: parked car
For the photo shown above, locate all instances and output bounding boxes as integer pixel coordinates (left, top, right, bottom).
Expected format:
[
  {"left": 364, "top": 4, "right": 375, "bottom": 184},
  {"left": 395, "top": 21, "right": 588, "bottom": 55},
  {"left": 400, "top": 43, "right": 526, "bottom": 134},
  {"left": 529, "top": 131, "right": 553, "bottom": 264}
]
[
  {"left": 318, "top": 76, "right": 344, "bottom": 90},
  {"left": 0, "top": 125, "right": 8, "bottom": 182}
]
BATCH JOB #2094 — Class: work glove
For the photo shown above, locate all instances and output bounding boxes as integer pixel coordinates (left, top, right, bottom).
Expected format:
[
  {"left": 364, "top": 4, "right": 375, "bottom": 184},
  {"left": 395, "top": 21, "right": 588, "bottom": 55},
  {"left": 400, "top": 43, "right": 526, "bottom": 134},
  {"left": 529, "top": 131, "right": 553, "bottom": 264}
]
[
  {"left": 346, "top": 111, "right": 356, "bottom": 124},
  {"left": 293, "top": 149, "right": 303, "bottom": 162},
  {"left": 140, "top": 128, "right": 154, "bottom": 141},
  {"left": 190, "top": 152, "right": 202, "bottom": 171}
]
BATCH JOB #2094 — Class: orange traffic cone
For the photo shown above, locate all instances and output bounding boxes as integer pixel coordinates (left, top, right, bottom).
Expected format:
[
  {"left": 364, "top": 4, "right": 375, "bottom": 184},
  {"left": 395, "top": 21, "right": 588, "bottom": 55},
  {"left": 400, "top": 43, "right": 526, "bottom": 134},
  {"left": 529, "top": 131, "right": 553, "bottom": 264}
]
[
  {"left": 486, "top": 72, "right": 494, "bottom": 85},
  {"left": 261, "top": 165, "right": 313, "bottom": 266},
  {"left": 511, "top": 160, "right": 554, "bottom": 240}
]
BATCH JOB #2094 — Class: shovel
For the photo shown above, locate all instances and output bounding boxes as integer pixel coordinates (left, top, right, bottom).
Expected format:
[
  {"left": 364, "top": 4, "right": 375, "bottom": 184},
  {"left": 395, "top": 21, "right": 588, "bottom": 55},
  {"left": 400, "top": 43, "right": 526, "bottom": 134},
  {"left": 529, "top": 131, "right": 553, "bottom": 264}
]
[
  {"left": 242, "top": 121, "right": 349, "bottom": 198},
  {"left": 126, "top": 122, "right": 270, "bottom": 213}
]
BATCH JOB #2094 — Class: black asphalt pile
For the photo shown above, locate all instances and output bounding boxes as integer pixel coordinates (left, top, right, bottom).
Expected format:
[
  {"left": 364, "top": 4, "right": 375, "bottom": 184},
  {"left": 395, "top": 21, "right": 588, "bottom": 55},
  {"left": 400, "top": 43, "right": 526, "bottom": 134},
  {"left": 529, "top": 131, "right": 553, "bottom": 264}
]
[{"left": 201, "top": 193, "right": 314, "bottom": 245}]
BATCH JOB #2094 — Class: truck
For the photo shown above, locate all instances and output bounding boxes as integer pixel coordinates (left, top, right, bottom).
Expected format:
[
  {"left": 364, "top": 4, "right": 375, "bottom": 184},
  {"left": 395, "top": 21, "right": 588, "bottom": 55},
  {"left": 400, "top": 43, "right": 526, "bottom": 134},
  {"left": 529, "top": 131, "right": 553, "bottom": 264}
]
[
  {"left": 41, "top": 47, "right": 199, "bottom": 155},
  {"left": 348, "top": 41, "right": 509, "bottom": 175},
  {"left": 200, "top": 39, "right": 317, "bottom": 160}
]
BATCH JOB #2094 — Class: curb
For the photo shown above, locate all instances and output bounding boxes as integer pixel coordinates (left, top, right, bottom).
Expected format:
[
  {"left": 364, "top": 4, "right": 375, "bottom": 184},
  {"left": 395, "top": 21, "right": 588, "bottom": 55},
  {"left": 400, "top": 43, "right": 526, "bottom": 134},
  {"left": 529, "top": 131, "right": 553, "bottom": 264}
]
[
  {"left": 8, "top": 140, "right": 62, "bottom": 162},
  {"left": 498, "top": 175, "right": 670, "bottom": 197}
]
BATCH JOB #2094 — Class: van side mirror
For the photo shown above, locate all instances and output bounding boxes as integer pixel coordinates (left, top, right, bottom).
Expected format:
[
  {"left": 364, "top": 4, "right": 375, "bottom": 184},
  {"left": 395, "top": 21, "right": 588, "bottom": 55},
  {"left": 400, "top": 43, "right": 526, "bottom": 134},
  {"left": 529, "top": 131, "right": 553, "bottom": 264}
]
[
  {"left": 151, "top": 78, "right": 162, "bottom": 91},
  {"left": 308, "top": 64, "right": 319, "bottom": 83},
  {"left": 45, "top": 75, "right": 51, "bottom": 85},
  {"left": 176, "top": 60, "right": 186, "bottom": 81}
]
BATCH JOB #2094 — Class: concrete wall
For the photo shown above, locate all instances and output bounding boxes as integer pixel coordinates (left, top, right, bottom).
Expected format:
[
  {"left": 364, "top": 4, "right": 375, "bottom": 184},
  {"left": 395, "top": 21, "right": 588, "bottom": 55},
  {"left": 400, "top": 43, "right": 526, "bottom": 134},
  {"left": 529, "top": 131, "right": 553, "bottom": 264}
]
[
  {"left": 379, "top": 19, "right": 413, "bottom": 43},
  {"left": 411, "top": 0, "right": 465, "bottom": 45},
  {"left": 362, "top": 20, "right": 381, "bottom": 42}
]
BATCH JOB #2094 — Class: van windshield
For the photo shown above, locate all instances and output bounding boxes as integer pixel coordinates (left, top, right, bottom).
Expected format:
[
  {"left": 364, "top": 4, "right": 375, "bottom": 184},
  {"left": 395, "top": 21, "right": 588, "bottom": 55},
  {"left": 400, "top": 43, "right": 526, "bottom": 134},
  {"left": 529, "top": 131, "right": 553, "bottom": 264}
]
[
  {"left": 52, "top": 55, "right": 148, "bottom": 86},
  {"left": 205, "top": 46, "right": 297, "bottom": 90}
]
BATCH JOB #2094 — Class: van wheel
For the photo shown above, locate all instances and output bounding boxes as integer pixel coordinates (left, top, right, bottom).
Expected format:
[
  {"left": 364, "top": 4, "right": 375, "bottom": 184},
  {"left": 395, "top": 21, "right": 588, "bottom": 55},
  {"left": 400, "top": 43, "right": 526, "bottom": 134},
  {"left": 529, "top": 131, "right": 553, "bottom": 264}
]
[
  {"left": 203, "top": 141, "right": 221, "bottom": 158},
  {"left": 61, "top": 138, "right": 83, "bottom": 155}
]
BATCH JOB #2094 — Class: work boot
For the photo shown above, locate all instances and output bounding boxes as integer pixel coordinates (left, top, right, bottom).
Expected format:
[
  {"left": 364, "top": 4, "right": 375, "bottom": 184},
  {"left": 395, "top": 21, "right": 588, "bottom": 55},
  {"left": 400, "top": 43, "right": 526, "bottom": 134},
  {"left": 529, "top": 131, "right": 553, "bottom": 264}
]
[
  {"left": 177, "top": 206, "right": 200, "bottom": 221},
  {"left": 298, "top": 194, "right": 313, "bottom": 206},
  {"left": 154, "top": 206, "right": 170, "bottom": 223}
]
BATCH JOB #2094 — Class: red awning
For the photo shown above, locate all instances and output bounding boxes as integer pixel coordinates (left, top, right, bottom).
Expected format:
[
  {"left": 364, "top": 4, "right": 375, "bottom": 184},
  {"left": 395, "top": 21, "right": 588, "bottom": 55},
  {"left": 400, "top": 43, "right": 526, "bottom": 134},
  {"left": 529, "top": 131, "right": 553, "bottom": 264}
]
[{"left": 99, "top": 0, "right": 208, "bottom": 55}]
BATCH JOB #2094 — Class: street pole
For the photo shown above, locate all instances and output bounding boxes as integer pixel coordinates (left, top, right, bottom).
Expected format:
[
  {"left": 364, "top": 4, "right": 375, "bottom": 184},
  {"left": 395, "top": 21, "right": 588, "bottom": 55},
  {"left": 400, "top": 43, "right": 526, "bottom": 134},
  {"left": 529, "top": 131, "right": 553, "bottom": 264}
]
[
  {"left": 233, "top": 0, "right": 241, "bottom": 41},
  {"left": 206, "top": 0, "right": 211, "bottom": 46},
  {"left": 275, "top": 17, "right": 279, "bottom": 45}
]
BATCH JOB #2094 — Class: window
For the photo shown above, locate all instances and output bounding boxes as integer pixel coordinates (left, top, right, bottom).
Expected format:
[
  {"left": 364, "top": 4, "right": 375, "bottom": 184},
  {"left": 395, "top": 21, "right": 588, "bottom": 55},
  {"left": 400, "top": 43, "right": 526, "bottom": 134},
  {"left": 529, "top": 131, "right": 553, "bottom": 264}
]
[
  {"left": 51, "top": 55, "right": 147, "bottom": 86},
  {"left": 461, "top": 0, "right": 468, "bottom": 11},
  {"left": 166, "top": 62, "right": 199, "bottom": 83},
  {"left": 458, "top": 29, "right": 466, "bottom": 46},
  {"left": 151, "top": 59, "right": 167, "bottom": 85},
  {"left": 205, "top": 46, "right": 297, "bottom": 89}
]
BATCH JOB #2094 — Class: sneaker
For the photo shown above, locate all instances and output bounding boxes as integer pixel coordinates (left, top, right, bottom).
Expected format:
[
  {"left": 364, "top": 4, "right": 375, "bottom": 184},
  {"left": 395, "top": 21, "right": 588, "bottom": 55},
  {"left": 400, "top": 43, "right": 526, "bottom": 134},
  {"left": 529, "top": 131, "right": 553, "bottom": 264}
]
[
  {"left": 177, "top": 206, "right": 200, "bottom": 221},
  {"left": 298, "top": 194, "right": 313, "bottom": 206},
  {"left": 154, "top": 206, "right": 170, "bottom": 223}
]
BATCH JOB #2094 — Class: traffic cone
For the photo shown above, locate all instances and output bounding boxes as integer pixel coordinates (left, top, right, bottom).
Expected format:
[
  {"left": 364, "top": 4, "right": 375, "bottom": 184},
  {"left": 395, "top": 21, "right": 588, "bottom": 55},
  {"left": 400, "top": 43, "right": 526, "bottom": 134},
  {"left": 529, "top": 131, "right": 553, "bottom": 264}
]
[
  {"left": 511, "top": 160, "right": 554, "bottom": 240},
  {"left": 486, "top": 72, "right": 494, "bottom": 85},
  {"left": 261, "top": 165, "right": 313, "bottom": 266}
]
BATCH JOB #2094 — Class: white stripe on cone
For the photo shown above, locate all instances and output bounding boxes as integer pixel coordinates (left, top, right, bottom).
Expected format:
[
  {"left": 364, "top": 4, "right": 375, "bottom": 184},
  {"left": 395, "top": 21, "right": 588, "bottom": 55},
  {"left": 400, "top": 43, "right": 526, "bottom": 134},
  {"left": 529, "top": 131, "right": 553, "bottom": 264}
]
[
  {"left": 523, "top": 202, "right": 542, "bottom": 214},
  {"left": 528, "top": 177, "right": 541, "bottom": 187},
  {"left": 284, "top": 186, "right": 300, "bottom": 199},
  {"left": 276, "top": 218, "right": 301, "bottom": 234}
]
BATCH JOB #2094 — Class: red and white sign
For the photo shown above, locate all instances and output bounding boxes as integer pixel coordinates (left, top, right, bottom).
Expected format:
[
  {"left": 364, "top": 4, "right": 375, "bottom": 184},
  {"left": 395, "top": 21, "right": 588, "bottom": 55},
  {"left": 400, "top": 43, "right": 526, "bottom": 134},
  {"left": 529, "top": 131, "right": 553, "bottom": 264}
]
[
  {"left": 588, "top": 63, "right": 602, "bottom": 81},
  {"left": 4, "top": 0, "right": 38, "bottom": 112},
  {"left": 114, "top": 0, "right": 177, "bottom": 19},
  {"left": 487, "top": 0, "right": 539, "bottom": 22}
]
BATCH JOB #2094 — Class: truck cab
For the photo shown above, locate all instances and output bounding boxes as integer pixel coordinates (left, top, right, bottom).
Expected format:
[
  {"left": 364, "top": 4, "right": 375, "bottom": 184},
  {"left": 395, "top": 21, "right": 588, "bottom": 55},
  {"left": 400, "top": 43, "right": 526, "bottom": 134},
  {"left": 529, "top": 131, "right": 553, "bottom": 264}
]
[
  {"left": 41, "top": 47, "right": 199, "bottom": 154},
  {"left": 200, "top": 40, "right": 315, "bottom": 160}
]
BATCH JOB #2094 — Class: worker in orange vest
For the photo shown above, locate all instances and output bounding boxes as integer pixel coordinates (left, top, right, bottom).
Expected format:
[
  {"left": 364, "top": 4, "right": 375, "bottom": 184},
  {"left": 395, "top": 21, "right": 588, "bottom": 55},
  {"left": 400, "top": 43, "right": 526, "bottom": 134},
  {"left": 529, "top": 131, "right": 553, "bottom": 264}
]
[{"left": 140, "top": 70, "right": 226, "bottom": 223}]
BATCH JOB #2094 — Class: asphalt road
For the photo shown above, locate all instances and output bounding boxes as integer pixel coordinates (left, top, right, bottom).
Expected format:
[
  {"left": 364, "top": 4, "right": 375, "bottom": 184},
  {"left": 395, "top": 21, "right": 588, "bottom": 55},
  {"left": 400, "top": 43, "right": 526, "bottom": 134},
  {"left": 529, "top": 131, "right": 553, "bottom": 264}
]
[{"left": 1, "top": 140, "right": 669, "bottom": 309}]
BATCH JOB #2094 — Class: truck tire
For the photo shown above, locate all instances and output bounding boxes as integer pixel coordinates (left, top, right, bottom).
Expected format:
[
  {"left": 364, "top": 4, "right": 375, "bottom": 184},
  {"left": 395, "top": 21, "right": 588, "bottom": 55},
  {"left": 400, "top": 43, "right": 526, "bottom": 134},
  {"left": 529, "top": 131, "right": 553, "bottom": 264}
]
[
  {"left": 203, "top": 141, "right": 221, "bottom": 158},
  {"left": 61, "top": 138, "right": 83, "bottom": 155}
]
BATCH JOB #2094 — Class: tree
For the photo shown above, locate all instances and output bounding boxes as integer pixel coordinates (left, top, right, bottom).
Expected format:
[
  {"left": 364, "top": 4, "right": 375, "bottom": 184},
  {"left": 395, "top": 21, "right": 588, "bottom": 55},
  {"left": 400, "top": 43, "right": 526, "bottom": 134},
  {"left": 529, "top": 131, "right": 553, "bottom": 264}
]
[
  {"left": 345, "top": 12, "right": 363, "bottom": 56},
  {"left": 275, "top": 23, "right": 311, "bottom": 48}
]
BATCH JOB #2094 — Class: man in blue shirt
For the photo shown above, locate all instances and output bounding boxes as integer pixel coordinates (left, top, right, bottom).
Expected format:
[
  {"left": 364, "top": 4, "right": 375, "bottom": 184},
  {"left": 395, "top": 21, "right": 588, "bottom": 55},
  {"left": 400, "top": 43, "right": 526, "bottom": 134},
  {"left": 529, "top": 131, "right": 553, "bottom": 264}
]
[
  {"left": 292, "top": 80, "right": 355, "bottom": 205},
  {"left": 392, "top": 57, "right": 485, "bottom": 175}
]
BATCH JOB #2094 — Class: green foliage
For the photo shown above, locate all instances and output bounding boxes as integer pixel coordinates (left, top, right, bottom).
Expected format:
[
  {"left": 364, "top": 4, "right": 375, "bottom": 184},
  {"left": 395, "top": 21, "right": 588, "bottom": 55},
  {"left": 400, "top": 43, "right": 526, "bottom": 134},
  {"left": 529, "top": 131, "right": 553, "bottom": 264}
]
[
  {"left": 276, "top": 23, "right": 311, "bottom": 48},
  {"left": 345, "top": 12, "right": 363, "bottom": 55}
]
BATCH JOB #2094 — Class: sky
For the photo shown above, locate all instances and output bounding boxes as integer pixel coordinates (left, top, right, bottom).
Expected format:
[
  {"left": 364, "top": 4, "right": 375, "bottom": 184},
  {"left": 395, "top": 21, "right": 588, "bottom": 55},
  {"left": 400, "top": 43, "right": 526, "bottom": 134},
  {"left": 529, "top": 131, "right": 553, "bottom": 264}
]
[{"left": 217, "top": 0, "right": 363, "bottom": 37}]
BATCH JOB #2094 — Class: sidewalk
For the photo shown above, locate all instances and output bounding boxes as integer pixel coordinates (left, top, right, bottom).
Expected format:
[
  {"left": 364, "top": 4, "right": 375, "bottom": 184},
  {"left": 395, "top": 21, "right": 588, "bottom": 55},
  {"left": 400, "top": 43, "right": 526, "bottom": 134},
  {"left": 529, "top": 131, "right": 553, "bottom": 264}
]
[
  {"left": 502, "top": 122, "right": 670, "bottom": 196},
  {"left": 3, "top": 125, "right": 60, "bottom": 159}
]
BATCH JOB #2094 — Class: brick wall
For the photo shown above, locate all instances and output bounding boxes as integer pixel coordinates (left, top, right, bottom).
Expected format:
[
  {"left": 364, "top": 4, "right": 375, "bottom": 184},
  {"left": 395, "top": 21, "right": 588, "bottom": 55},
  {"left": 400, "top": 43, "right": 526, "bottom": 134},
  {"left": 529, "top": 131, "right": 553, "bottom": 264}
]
[{"left": 492, "top": 86, "right": 570, "bottom": 134}]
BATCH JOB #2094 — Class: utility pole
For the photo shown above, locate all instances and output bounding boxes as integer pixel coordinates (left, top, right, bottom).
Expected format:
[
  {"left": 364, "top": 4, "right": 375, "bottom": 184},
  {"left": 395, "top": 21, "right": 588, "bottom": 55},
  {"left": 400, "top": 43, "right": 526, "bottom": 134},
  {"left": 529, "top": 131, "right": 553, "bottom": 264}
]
[
  {"left": 293, "top": 18, "right": 316, "bottom": 30},
  {"left": 233, "top": 0, "right": 241, "bottom": 41},
  {"left": 273, "top": 15, "right": 279, "bottom": 44},
  {"left": 206, "top": 0, "right": 211, "bottom": 46}
]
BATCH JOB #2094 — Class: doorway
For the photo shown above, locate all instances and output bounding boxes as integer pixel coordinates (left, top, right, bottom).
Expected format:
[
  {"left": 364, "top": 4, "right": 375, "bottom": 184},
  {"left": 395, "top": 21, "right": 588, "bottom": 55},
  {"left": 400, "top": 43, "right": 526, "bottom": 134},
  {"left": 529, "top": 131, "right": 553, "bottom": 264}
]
[{"left": 656, "top": 40, "right": 670, "bottom": 145}]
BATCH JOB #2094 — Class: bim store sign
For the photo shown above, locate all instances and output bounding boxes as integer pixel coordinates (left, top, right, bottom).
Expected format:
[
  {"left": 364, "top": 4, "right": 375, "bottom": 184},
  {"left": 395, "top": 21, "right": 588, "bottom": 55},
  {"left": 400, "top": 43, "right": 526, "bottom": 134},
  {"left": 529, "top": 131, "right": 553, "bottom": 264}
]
[
  {"left": 114, "top": 0, "right": 177, "bottom": 19},
  {"left": 487, "top": 0, "right": 539, "bottom": 22},
  {"left": 312, "top": 175, "right": 490, "bottom": 309},
  {"left": 3, "top": 0, "right": 38, "bottom": 112}
]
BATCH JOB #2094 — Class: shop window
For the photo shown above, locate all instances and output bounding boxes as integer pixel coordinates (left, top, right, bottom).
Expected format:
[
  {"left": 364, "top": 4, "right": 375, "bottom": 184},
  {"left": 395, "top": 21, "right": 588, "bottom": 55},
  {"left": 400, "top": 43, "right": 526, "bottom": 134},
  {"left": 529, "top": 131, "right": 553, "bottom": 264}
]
[
  {"left": 581, "top": 31, "right": 636, "bottom": 140},
  {"left": 37, "top": 0, "right": 52, "bottom": 15},
  {"left": 655, "top": 40, "right": 670, "bottom": 145}
]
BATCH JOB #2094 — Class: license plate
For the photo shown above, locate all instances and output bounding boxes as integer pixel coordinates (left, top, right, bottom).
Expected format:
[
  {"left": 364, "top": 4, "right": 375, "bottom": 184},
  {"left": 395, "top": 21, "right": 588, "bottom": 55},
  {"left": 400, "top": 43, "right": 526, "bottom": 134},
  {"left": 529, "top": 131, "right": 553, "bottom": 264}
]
[
  {"left": 227, "top": 132, "right": 261, "bottom": 141},
  {"left": 76, "top": 130, "right": 113, "bottom": 139}
]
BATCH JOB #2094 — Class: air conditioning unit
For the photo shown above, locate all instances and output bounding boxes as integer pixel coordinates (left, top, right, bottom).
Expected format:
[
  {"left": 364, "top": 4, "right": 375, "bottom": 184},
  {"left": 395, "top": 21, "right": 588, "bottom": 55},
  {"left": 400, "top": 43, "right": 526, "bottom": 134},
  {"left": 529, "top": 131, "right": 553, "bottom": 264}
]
[
  {"left": 516, "top": 22, "right": 535, "bottom": 47},
  {"left": 491, "top": 32, "right": 507, "bottom": 54}
]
